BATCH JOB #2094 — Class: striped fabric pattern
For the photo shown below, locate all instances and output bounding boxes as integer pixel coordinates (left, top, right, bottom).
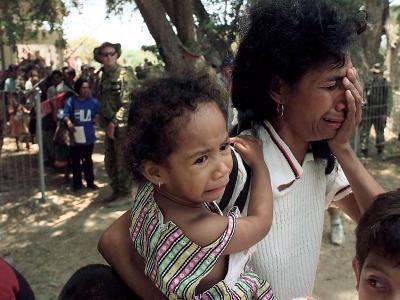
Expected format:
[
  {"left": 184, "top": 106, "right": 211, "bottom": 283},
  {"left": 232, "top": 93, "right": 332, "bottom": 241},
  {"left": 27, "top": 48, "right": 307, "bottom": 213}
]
[{"left": 130, "top": 182, "right": 274, "bottom": 299}]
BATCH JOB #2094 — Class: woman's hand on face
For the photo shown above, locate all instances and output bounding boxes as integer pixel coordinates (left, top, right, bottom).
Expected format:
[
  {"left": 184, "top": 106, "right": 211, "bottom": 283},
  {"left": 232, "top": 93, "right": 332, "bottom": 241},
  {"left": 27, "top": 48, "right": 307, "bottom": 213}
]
[
  {"left": 328, "top": 67, "right": 363, "bottom": 151},
  {"left": 230, "top": 135, "right": 265, "bottom": 170}
]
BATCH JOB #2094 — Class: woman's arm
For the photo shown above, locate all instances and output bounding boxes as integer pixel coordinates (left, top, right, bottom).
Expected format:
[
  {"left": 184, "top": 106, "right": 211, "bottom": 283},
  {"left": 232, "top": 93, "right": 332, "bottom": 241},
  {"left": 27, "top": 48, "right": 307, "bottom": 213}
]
[
  {"left": 98, "top": 211, "right": 166, "bottom": 299},
  {"left": 328, "top": 67, "right": 384, "bottom": 220},
  {"left": 332, "top": 147, "right": 383, "bottom": 221}
]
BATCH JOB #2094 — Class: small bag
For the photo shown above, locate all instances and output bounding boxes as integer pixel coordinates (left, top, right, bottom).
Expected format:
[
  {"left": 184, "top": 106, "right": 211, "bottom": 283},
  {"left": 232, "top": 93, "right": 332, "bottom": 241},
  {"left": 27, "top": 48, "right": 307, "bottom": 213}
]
[
  {"left": 53, "top": 120, "right": 75, "bottom": 146},
  {"left": 53, "top": 98, "right": 76, "bottom": 146}
]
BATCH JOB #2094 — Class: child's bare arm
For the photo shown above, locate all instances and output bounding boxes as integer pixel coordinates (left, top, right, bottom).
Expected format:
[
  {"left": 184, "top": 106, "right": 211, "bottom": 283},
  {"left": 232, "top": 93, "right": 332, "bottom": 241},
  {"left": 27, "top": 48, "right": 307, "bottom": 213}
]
[{"left": 222, "top": 135, "right": 273, "bottom": 254}]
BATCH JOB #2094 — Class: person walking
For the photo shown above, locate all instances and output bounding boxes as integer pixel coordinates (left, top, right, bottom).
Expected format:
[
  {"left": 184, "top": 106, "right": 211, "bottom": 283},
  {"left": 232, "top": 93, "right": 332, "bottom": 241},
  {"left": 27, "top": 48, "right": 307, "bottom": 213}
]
[{"left": 93, "top": 42, "right": 137, "bottom": 201}]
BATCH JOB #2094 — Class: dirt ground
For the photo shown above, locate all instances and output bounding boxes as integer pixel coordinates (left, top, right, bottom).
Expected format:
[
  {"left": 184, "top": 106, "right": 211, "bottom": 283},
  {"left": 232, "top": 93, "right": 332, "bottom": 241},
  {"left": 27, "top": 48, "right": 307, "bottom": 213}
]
[{"left": 0, "top": 133, "right": 399, "bottom": 300}]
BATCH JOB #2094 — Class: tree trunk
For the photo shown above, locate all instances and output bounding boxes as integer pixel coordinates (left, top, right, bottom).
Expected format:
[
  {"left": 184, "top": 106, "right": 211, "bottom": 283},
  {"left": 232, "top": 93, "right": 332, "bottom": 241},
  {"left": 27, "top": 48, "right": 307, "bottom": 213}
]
[
  {"left": 173, "top": 0, "right": 197, "bottom": 46},
  {"left": 384, "top": 10, "right": 400, "bottom": 87},
  {"left": 385, "top": 31, "right": 400, "bottom": 87},
  {"left": 389, "top": 42, "right": 400, "bottom": 87},
  {"left": 193, "top": 0, "right": 230, "bottom": 63},
  {"left": 361, "top": 0, "right": 389, "bottom": 66},
  {"left": 134, "top": 0, "right": 204, "bottom": 77}
]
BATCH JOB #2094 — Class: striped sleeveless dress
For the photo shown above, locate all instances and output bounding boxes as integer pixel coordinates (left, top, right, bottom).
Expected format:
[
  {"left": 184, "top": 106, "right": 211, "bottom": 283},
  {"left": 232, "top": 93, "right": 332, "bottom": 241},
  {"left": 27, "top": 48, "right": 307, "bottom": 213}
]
[{"left": 130, "top": 182, "right": 274, "bottom": 299}]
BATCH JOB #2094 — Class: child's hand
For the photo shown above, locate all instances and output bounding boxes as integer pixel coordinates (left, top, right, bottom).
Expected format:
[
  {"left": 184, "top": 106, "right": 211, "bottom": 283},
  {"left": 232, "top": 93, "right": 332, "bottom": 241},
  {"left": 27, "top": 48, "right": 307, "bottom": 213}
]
[
  {"left": 230, "top": 135, "right": 264, "bottom": 169},
  {"left": 66, "top": 120, "right": 76, "bottom": 132}
]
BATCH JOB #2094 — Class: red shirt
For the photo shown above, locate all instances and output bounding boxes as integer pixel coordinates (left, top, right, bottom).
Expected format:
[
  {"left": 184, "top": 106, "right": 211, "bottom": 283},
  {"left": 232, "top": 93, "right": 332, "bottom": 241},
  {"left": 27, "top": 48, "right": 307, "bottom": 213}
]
[{"left": 0, "top": 258, "right": 19, "bottom": 300}]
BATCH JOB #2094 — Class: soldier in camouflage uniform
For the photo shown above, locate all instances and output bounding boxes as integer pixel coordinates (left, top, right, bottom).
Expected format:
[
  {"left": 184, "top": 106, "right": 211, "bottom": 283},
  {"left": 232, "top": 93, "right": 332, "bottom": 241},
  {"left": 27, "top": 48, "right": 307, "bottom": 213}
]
[
  {"left": 93, "top": 42, "right": 137, "bottom": 200},
  {"left": 360, "top": 63, "right": 392, "bottom": 157}
]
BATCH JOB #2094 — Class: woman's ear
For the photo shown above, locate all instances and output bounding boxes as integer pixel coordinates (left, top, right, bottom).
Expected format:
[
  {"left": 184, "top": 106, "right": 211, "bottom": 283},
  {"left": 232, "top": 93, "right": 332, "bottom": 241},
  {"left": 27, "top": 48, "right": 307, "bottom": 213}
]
[
  {"left": 352, "top": 257, "right": 361, "bottom": 290},
  {"left": 141, "top": 160, "right": 164, "bottom": 186},
  {"left": 269, "top": 76, "right": 288, "bottom": 105}
]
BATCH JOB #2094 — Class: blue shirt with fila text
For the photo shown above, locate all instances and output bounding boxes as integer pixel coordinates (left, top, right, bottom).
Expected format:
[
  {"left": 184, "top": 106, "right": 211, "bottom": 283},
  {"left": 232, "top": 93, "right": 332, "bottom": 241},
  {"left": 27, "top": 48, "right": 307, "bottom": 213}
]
[{"left": 63, "top": 96, "right": 100, "bottom": 145}]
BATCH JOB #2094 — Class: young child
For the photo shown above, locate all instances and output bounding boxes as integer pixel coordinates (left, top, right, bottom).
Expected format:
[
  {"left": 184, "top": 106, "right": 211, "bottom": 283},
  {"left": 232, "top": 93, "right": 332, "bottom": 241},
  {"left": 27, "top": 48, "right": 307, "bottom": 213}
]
[
  {"left": 126, "top": 77, "right": 274, "bottom": 299},
  {"left": 353, "top": 190, "right": 400, "bottom": 300},
  {"left": 8, "top": 94, "right": 30, "bottom": 151}
]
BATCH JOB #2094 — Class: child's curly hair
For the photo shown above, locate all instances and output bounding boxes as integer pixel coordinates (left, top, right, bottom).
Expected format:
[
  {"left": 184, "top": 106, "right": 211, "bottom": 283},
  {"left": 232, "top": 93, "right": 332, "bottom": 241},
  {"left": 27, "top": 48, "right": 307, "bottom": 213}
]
[{"left": 125, "top": 75, "right": 228, "bottom": 183}]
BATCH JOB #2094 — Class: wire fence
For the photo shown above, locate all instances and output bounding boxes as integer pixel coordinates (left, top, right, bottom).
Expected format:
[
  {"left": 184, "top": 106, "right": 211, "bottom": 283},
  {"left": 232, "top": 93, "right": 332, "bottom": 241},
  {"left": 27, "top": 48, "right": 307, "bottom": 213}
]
[
  {"left": 352, "top": 80, "right": 399, "bottom": 157},
  {"left": 0, "top": 79, "right": 398, "bottom": 203},
  {"left": 0, "top": 89, "right": 45, "bottom": 203}
]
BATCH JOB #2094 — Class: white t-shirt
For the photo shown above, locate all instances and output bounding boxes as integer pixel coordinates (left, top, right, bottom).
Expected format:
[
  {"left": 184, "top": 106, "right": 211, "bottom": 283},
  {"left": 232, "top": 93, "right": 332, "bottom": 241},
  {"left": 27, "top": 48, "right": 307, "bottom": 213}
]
[{"left": 224, "top": 121, "right": 352, "bottom": 300}]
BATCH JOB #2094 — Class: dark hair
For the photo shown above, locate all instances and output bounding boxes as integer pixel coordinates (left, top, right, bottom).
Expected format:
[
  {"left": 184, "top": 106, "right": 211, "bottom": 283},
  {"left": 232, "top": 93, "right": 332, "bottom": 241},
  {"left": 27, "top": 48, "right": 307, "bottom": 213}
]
[
  {"left": 232, "top": 0, "right": 366, "bottom": 173},
  {"left": 50, "top": 70, "right": 62, "bottom": 79},
  {"left": 65, "top": 67, "right": 76, "bottom": 79},
  {"left": 8, "top": 64, "right": 18, "bottom": 72},
  {"left": 125, "top": 76, "right": 228, "bottom": 182},
  {"left": 58, "top": 264, "right": 137, "bottom": 300},
  {"left": 74, "top": 77, "right": 90, "bottom": 94},
  {"left": 355, "top": 190, "right": 400, "bottom": 269}
]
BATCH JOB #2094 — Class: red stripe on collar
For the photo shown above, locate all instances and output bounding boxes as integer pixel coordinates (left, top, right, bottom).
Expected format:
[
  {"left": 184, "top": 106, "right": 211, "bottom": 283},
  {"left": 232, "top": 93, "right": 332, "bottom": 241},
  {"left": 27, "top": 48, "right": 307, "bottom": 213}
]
[{"left": 262, "top": 123, "right": 300, "bottom": 179}]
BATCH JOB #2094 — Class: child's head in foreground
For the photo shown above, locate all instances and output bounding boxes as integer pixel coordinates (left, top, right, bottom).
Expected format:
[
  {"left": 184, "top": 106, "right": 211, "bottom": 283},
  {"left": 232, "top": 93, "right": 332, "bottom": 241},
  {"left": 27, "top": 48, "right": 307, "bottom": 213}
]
[
  {"left": 125, "top": 76, "right": 231, "bottom": 203},
  {"left": 353, "top": 190, "right": 400, "bottom": 299}
]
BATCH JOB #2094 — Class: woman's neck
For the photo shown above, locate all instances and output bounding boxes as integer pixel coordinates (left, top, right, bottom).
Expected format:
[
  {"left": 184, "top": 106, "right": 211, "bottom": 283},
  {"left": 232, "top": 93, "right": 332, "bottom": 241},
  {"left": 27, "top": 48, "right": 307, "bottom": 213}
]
[{"left": 271, "top": 119, "right": 309, "bottom": 164}]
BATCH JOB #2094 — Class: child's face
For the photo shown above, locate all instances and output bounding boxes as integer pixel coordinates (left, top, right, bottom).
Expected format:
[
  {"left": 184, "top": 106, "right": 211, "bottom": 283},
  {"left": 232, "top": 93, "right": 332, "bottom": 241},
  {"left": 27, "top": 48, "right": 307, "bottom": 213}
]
[
  {"left": 159, "top": 102, "right": 232, "bottom": 204},
  {"left": 354, "top": 252, "right": 400, "bottom": 300}
]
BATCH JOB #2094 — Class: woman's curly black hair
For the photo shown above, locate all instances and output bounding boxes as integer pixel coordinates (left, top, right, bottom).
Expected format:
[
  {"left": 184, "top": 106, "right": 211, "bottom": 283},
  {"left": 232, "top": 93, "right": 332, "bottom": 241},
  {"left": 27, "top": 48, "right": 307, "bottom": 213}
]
[
  {"left": 232, "top": 0, "right": 366, "bottom": 174},
  {"left": 125, "top": 76, "right": 228, "bottom": 183}
]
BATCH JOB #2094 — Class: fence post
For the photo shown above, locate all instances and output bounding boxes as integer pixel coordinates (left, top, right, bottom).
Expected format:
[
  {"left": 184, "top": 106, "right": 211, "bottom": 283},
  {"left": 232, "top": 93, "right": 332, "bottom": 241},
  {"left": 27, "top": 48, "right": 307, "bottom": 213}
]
[
  {"left": 353, "top": 126, "right": 360, "bottom": 154},
  {"left": 1, "top": 92, "right": 5, "bottom": 122},
  {"left": 34, "top": 88, "right": 46, "bottom": 203}
]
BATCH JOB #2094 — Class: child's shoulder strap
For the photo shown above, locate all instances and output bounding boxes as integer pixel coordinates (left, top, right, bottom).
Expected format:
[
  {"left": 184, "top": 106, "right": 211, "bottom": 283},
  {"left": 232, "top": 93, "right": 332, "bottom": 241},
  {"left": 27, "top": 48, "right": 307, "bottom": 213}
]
[
  {"left": 219, "top": 149, "right": 252, "bottom": 213},
  {"left": 234, "top": 162, "right": 251, "bottom": 212},
  {"left": 219, "top": 149, "right": 238, "bottom": 211}
]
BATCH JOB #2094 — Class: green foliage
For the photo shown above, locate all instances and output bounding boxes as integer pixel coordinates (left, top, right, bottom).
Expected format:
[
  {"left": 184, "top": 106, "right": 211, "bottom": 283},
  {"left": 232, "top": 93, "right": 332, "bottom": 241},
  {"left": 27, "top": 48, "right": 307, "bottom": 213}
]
[
  {"left": 141, "top": 45, "right": 163, "bottom": 62},
  {"left": 391, "top": 4, "right": 400, "bottom": 24},
  {"left": 67, "top": 36, "right": 101, "bottom": 65},
  {"left": 120, "top": 48, "right": 160, "bottom": 68},
  {"left": 105, "top": 0, "right": 137, "bottom": 16},
  {"left": 200, "top": 0, "right": 249, "bottom": 48},
  {"left": 0, "top": 0, "right": 73, "bottom": 49},
  {"left": 334, "top": 0, "right": 363, "bottom": 9}
]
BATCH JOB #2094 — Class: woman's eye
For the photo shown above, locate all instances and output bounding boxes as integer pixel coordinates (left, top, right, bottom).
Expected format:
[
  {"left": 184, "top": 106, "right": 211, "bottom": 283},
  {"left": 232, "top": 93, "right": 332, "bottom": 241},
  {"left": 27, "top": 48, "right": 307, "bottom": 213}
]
[
  {"left": 220, "top": 143, "right": 229, "bottom": 151},
  {"left": 325, "top": 84, "right": 337, "bottom": 90},
  {"left": 367, "top": 278, "right": 385, "bottom": 290},
  {"left": 194, "top": 155, "right": 207, "bottom": 165}
]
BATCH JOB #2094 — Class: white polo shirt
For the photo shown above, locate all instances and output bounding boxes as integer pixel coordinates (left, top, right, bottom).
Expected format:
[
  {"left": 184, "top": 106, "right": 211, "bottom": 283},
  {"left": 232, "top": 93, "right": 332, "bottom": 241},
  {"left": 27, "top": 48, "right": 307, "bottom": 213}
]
[{"left": 226, "top": 121, "right": 352, "bottom": 300}]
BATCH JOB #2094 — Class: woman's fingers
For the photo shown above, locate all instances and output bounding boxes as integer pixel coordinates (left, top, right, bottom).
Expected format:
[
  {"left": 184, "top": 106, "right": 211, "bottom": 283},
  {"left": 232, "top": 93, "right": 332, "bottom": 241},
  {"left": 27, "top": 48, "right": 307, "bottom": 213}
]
[
  {"left": 343, "top": 76, "right": 362, "bottom": 103},
  {"left": 347, "top": 68, "right": 363, "bottom": 99},
  {"left": 343, "top": 72, "right": 363, "bottom": 125},
  {"left": 344, "top": 88, "right": 361, "bottom": 130}
]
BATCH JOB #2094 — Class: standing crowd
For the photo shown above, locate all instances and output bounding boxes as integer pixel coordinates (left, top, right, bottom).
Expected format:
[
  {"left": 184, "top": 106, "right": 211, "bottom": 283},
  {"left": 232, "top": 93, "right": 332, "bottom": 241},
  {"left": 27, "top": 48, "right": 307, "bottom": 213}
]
[{"left": 0, "top": 43, "right": 143, "bottom": 198}]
